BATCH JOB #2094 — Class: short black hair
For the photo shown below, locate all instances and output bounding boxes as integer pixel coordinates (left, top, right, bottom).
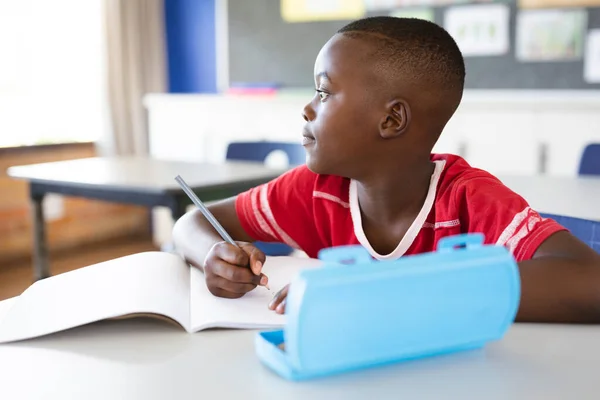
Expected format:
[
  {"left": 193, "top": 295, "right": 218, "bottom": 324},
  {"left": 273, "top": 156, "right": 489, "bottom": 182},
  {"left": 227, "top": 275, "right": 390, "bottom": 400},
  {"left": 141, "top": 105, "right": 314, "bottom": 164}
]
[{"left": 338, "top": 16, "right": 465, "bottom": 96}]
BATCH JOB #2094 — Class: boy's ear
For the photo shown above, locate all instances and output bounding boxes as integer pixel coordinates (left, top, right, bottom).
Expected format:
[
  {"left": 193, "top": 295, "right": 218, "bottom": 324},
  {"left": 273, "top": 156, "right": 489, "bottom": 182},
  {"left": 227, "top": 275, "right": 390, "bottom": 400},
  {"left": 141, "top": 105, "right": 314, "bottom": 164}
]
[{"left": 379, "top": 99, "right": 411, "bottom": 139}]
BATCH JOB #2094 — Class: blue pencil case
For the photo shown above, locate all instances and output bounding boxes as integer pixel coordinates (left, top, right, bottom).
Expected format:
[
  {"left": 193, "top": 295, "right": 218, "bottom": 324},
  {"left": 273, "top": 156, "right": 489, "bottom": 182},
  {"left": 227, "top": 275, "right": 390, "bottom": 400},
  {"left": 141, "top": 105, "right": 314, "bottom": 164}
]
[{"left": 255, "top": 233, "right": 520, "bottom": 381}]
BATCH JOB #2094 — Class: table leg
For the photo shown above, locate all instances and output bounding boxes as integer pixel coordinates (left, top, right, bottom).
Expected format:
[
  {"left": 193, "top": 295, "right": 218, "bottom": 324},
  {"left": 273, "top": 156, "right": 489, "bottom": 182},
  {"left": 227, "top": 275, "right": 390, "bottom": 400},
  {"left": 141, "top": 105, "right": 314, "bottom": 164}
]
[
  {"left": 161, "top": 197, "right": 188, "bottom": 253},
  {"left": 31, "top": 192, "right": 50, "bottom": 281},
  {"left": 169, "top": 197, "right": 188, "bottom": 222}
]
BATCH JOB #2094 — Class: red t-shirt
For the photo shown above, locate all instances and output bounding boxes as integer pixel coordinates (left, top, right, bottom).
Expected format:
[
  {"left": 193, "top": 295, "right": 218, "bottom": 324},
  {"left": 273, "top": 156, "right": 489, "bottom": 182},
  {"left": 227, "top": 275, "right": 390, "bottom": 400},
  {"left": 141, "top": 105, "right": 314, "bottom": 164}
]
[{"left": 235, "top": 154, "right": 566, "bottom": 262}]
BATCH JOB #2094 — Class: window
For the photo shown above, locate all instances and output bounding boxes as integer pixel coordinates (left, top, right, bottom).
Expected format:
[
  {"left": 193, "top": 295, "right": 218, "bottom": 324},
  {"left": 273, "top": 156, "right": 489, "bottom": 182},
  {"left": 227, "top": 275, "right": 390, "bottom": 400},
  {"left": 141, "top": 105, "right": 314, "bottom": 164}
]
[{"left": 0, "top": 0, "right": 105, "bottom": 148}]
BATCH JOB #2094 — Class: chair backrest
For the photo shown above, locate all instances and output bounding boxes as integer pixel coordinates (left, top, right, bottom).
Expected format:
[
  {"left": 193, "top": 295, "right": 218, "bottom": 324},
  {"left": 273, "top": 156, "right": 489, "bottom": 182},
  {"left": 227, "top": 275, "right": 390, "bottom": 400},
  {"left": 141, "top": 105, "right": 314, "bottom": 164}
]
[
  {"left": 540, "top": 213, "right": 600, "bottom": 253},
  {"left": 578, "top": 143, "right": 600, "bottom": 176},
  {"left": 226, "top": 141, "right": 306, "bottom": 166}
]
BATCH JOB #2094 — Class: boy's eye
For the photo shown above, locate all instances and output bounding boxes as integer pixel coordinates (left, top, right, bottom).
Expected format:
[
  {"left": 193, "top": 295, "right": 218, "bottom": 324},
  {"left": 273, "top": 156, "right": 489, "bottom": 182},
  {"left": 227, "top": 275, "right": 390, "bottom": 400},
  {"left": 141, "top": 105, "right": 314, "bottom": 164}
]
[{"left": 316, "top": 90, "right": 330, "bottom": 101}]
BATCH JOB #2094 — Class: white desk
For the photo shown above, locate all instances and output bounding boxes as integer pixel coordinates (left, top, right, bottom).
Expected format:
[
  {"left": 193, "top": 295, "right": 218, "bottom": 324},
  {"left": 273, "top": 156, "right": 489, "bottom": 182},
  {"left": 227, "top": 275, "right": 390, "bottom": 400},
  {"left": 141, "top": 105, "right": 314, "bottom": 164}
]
[
  {"left": 499, "top": 175, "right": 600, "bottom": 221},
  {"left": 0, "top": 296, "right": 599, "bottom": 400},
  {"left": 7, "top": 157, "right": 285, "bottom": 280}
]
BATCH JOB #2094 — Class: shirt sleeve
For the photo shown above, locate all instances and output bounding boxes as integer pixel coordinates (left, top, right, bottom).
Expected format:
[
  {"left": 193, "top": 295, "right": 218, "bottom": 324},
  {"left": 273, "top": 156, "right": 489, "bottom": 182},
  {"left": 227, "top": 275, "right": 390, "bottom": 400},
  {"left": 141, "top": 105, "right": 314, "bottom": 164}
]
[
  {"left": 235, "top": 165, "right": 317, "bottom": 251},
  {"left": 456, "top": 173, "right": 567, "bottom": 262}
]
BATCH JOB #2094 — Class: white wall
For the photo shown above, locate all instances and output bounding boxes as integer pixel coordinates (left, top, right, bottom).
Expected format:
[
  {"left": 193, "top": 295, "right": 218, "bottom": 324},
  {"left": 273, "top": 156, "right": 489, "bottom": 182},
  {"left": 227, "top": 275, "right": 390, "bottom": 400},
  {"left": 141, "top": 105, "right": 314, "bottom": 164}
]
[{"left": 145, "top": 90, "right": 600, "bottom": 176}]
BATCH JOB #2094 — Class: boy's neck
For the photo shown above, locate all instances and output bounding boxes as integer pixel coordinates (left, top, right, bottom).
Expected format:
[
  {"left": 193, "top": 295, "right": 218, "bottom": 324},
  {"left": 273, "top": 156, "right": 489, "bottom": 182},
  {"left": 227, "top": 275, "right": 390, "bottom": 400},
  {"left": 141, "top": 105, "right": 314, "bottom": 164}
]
[{"left": 355, "top": 159, "right": 436, "bottom": 224}]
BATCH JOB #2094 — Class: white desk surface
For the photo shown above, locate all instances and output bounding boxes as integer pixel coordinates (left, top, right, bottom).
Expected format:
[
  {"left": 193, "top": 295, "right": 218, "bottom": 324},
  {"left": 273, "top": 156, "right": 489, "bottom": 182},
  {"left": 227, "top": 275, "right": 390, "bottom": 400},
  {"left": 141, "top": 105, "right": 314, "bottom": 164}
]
[
  {"left": 499, "top": 174, "right": 600, "bottom": 221},
  {"left": 0, "top": 296, "right": 599, "bottom": 400},
  {"left": 6, "top": 156, "right": 284, "bottom": 193}
]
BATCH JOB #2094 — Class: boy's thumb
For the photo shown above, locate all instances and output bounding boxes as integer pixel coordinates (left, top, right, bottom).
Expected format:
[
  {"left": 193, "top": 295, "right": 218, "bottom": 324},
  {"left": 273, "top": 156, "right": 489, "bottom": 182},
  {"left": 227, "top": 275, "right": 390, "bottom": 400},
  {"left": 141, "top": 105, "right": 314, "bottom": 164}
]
[
  {"left": 252, "top": 260, "right": 263, "bottom": 276},
  {"left": 248, "top": 247, "right": 266, "bottom": 276}
]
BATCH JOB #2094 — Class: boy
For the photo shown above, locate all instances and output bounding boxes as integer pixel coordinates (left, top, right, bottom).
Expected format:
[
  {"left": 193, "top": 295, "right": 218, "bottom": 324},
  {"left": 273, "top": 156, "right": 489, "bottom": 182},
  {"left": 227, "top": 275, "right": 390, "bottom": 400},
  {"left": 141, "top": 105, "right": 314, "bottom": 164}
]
[{"left": 173, "top": 17, "right": 600, "bottom": 323}]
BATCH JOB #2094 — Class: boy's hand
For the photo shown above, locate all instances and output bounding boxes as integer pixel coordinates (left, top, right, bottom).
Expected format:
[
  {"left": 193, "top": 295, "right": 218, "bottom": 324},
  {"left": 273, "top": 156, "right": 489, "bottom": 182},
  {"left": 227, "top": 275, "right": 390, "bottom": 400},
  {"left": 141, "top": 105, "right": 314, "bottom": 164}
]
[
  {"left": 268, "top": 284, "right": 289, "bottom": 314},
  {"left": 203, "top": 242, "right": 267, "bottom": 298}
]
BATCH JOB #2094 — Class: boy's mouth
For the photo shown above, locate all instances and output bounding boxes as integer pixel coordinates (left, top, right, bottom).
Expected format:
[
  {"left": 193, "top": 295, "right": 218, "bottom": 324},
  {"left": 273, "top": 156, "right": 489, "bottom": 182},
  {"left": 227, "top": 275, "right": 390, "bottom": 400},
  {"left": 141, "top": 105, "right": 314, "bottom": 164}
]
[
  {"left": 302, "top": 129, "right": 315, "bottom": 146},
  {"left": 302, "top": 135, "right": 315, "bottom": 147}
]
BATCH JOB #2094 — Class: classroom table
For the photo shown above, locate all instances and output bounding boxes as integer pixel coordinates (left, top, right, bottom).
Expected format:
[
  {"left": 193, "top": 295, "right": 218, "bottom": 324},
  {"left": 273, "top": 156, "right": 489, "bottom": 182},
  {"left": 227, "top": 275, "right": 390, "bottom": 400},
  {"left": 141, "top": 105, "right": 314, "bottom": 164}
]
[
  {"left": 0, "top": 295, "right": 598, "bottom": 400},
  {"left": 7, "top": 156, "right": 285, "bottom": 281},
  {"left": 498, "top": 174, "right": 600, "bottom": 222}
]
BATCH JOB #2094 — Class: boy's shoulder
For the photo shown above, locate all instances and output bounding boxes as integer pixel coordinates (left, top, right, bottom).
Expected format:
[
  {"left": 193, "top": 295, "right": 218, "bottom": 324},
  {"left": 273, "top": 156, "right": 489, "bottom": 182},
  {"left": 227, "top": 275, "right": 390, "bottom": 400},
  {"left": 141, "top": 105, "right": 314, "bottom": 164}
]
[
  {"left": 280, "top": 155, "right": 506, "bottom": 202},
  {"left": 432, "top": 153, "right": 507, "bottom": 198}
]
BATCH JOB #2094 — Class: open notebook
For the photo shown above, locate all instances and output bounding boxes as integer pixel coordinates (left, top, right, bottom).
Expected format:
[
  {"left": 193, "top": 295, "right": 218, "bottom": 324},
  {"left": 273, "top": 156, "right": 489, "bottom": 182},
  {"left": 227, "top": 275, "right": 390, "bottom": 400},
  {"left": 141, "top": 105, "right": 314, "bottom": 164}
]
[{"left": 0, "top": 251, "right": 323, "bottom": 344}]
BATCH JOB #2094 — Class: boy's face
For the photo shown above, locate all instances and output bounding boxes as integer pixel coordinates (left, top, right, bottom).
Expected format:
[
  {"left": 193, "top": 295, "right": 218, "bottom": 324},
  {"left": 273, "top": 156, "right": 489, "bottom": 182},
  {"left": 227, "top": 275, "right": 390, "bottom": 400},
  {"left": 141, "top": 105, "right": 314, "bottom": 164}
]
[{"left": 301, "top": 34, "right": 387, "bottom": 178}]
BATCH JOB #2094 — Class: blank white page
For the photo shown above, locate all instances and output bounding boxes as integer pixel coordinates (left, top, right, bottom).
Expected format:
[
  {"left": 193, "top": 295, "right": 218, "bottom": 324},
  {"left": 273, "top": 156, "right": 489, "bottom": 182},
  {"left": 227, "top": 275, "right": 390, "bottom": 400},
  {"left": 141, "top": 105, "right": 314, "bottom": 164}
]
[
  {"left": 0, "top": 298, "right": 17, "bottom": 322},
  {"left": 190, "top": 256, "right": 323, "bottom": 331},
  {"left": 0, "top": 252, "right": 191, "bottom": 344}
]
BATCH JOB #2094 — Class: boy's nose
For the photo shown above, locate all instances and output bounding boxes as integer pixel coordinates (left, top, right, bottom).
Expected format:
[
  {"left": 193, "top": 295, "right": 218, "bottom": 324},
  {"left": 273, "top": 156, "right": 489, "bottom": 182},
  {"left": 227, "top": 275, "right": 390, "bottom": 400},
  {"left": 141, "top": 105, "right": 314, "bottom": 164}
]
[{"left": 302, "top": 102, "right": 316, "bottom": 122}]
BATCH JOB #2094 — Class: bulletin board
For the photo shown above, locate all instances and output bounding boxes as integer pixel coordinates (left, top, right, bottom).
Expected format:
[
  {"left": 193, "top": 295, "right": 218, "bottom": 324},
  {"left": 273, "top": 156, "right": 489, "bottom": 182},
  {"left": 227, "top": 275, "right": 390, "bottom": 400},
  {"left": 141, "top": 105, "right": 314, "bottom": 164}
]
[{"left": 227, "top": 0, "right": 600, "bottom": 89}]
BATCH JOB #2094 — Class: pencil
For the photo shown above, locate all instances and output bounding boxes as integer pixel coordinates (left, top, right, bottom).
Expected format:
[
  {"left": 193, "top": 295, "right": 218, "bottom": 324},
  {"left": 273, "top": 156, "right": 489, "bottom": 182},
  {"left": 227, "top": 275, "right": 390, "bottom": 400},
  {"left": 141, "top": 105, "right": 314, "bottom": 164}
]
[{"left": 174, "top": 175, "right": 270, "bottom": 290}]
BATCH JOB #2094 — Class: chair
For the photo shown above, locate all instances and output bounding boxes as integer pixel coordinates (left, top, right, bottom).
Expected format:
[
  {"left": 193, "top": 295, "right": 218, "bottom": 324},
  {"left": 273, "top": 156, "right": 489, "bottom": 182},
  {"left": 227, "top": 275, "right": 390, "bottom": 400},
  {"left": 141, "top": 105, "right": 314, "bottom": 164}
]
[
  {"left": 226, "top": 141, "right": 306, "bottom": 256},
  {"left": 540, "top": 213, "right": 600, "bottom": 253},
  {"left": 226, "top": 141, "right": 306, "bottom": 166},
  {"left": 578, "top": 143, "right": 600, "bottom": 176}
]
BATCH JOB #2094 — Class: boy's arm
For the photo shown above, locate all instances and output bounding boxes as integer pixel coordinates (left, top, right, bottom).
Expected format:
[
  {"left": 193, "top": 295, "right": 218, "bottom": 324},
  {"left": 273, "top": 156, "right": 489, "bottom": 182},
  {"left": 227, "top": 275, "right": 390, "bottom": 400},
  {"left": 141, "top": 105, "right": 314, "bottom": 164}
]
[
  {"left": 517, "top": 230, "right": 600, "bottom": 323},
  {"left": 172, "top": 197, "right": 253, "bottom": 272},
  {"left": 458, "top": 173, "right": 600, "bottom": 324},
  {"left": 172, "top": 165, "right": 318, "bottom": 272}
]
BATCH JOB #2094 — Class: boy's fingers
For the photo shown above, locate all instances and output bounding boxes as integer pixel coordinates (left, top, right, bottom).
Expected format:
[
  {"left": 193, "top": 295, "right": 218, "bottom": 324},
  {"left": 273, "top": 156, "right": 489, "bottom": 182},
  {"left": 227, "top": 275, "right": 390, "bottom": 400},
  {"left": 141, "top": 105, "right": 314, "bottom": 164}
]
[
  {"left": 242, "top": 243, "right": 267, "bottom": 276},
  {"left": 259, "top": 273, "right": 269, "bottom": 288},
  {"left": 275, "top": 298, "right": 286, "bottom": 314},
  {"left": 268, "top": 285, "right": 289, "bottom": 310},
  {"left": 251, "top": 260, "right": 263, "bottom": 277},
  {"left": 206, "top": 286, "right": 243, "bottom": 299},
  {"left": 210, "top": 259, "right": 261, "bottom": 285},
  {"left": 207, "top": 275, "right": 257, "bottom": 295},
  {"left": 213, "top": 242, "right": 250, "bottom": 267}
]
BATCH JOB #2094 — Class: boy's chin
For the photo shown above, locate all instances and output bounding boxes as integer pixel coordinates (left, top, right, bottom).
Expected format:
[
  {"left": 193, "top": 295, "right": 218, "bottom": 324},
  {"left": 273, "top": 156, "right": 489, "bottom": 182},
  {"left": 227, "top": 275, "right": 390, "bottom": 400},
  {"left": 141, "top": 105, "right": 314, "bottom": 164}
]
[
  {"left": 305, "top": 157, "right": 325, "bottom": 174},
  {"left": 306, "top": 157, "right": 336, "bottom": 176}
]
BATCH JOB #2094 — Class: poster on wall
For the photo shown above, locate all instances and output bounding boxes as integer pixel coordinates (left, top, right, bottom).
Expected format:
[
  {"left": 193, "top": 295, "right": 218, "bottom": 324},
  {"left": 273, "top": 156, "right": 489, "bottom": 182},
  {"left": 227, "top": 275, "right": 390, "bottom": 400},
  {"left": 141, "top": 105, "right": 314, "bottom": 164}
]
[
  {"left": 518, "top": 0, "right": 600, "bottom": 8},
  {"left": 584, "top": 30, "right": 600, "bottom": 83},
  {"left": 444, "top": 4, "right": 510, "bottom": 57},
  {"left": 516, "top": 9, "right": 587, "bottom": 62},
  {"left": 365, "top": 0, "right": 457, "bottom": 10},
  {"left": 365, "top": 0, "right": 507, "bottom": 11},
  {"left": 281, "top": 0, "right": 365, "bottom": 22},
  {"left": 389, "top": 7, "right": 435, "bottom": 21}
]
